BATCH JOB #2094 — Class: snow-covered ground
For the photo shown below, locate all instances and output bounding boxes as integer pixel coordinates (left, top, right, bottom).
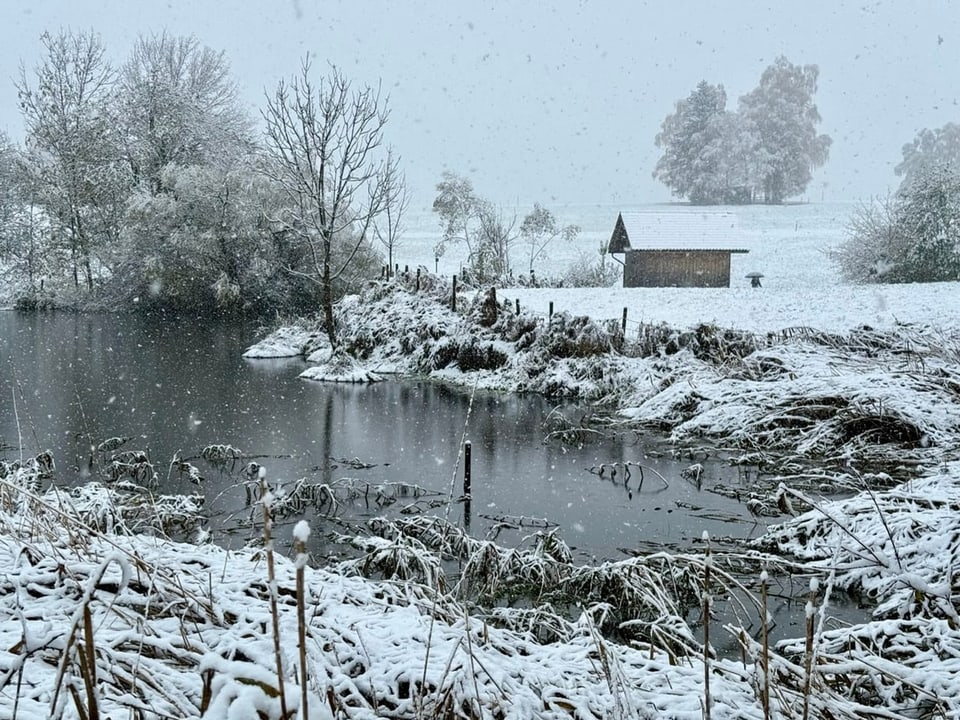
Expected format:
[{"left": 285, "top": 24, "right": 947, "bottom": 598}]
[
  {"left": 406, "top": 201, "right": 960, "bottom": 334},
  {"left": 500, "top": 280, "right": 960, "bottom": 335}
]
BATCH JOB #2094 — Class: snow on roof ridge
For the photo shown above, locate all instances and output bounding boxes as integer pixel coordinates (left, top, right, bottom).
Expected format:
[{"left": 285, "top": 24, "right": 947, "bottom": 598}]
[{"left": 617, "top": 210, "right": 744, "bottom": 251}]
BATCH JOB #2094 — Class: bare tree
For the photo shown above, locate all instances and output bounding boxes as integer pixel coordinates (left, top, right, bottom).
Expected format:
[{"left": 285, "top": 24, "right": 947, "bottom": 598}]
[
  {"left": 262, "top": 58, "right": 399, "bottom": 347},
  {"left": 373, "top": 156, "right": 409, "bottom": 279},
  {"left": 432, "top": 171, "right": 519, "bottom": 284}
]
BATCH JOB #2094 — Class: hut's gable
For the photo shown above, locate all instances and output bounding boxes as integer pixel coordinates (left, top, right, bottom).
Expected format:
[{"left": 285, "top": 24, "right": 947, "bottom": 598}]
[
  {"left": 609, "top": 211, "right": 748, "bottom": 288},
  {"left": 608, "top": 213, "right": 632, "bottom": 253}
]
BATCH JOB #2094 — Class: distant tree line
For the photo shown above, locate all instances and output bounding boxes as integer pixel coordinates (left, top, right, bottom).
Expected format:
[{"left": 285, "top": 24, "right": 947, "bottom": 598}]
[
  {"left": 0, "top": 29, "right": 403, "bottom": 349},
  {"left": 653, "top": 56, "right": 832, "bottom": 205}
]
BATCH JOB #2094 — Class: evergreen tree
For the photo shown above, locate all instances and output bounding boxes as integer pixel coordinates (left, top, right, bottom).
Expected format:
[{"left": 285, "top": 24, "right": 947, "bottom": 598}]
[{"left": 653, "top": 81, "right": 730, "bottom": 204}]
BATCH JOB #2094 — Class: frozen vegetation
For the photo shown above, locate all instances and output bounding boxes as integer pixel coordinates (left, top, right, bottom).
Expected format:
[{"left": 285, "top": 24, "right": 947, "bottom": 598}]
[{"left": 4, "top": 203, "right": 960, "bottom": 717}]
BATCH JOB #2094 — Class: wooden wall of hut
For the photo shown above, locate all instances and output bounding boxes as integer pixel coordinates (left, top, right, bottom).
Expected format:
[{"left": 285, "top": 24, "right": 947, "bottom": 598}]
[{"left": 623, "top": 250, "right": 733, "bottom": 288}]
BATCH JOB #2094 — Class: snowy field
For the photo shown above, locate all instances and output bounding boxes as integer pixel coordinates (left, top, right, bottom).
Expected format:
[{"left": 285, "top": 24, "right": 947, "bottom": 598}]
[{"left": 404, "top": 201, "right": 960, "bottom": 333}]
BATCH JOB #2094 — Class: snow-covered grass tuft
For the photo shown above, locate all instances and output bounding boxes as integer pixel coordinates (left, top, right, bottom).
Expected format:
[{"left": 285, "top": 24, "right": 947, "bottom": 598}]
[
  {"left": 299, "top": 349, "right": 384, "bottom": 383},
  {"left": 340, "top": 515, "right": 772, "bottom": 658},
  {"left": 754, "top": 463, "right": 960, "bottom": 622},
  {"left": 738, "top": 462, "right": 960, "bottom": 715}
]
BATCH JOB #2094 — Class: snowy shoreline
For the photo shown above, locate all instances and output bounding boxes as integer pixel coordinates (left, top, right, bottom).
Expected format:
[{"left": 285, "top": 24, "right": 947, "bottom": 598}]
[{"left": 247, "top": 276, "right": 960, "bottom": 480}]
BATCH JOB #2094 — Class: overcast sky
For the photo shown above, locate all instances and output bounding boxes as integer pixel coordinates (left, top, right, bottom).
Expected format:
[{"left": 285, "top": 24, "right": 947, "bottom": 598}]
[{"left": 2, "top": 0, "right": 958, "bottom": 211}]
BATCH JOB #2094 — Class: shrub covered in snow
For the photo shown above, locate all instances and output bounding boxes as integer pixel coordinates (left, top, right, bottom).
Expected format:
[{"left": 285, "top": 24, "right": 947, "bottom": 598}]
[{"left": 833, "top": 164, "right": 960, "bottom": 283}]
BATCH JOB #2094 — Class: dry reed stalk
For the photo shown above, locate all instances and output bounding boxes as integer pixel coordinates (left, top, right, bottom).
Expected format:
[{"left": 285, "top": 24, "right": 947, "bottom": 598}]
[
  {"left": 294, "top": 521, "right": 311, "bottom": 720},
  {"left": 462, "top": 605, "right": 484, "bottom": 720},
  {"left": 801, "top": 577, "right": 818, "bottom": 720},
  {"left": 200, "top": 668, "right": 214, "bottom": 714},
  {"left": 760, "top": 570, "right": 770, "bottom": 720},
  {"left": 260, "top": 468, "right": 288, "bottom": 718},
  {"left": 701, "top": 531, "right": 711, "bottom": 720},
  {"left": 416, "top": 583, "right": 441, "bottom": 720},
  {"left": 50, "top": 555, "right": 130, "bottom": 719},
  {"left": 78, "top": 604, "right": 100, "bottom": 720}
]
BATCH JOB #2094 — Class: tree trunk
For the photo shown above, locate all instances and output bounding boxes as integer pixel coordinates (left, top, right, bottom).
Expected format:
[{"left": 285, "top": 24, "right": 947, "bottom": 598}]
[{"left": 322, "top": 239, "right": 337, "bottom": 349}]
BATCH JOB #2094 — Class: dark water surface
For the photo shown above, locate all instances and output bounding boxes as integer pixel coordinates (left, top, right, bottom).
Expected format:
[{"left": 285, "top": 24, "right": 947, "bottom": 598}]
[{"left": 1, "top": 311, "right": 766, "bottom": 560}]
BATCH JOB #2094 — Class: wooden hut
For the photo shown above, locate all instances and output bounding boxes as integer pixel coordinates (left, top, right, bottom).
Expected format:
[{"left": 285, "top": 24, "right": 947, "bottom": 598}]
[{"left": 609, "top": 212, "right": 748, "bottom": 288}]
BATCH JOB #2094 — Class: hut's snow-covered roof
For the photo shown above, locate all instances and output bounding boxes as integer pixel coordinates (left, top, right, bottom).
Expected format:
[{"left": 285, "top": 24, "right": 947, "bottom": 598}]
[{"left": 610, "top": 211, "right": 747, "bottom": 252}]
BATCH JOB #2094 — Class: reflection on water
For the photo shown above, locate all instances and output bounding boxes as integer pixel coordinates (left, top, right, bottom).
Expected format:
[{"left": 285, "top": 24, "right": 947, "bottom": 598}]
[{"left": 1, "top": 311, "right": 766, "bottom": 561}]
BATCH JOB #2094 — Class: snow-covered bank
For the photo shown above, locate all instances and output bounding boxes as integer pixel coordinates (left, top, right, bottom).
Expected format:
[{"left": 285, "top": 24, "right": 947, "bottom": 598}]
[
  {"left": 246, "top": 276, "right": 960, "bottom": 476},
  {"left": 0, "top": 457, "right": 773, "bottom": 719}
]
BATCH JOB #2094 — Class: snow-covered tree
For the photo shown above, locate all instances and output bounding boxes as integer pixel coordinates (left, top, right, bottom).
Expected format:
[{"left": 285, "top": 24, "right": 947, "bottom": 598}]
[
  {"left": 432, "top": 172, "right": 526, "bottom": 284},
  {"left": 17, "top": 30, "right": 130, "bottom": 291},
  {"left": 109, "top": 33, "right": 274, "bottom": 312},
  {"left": 895, "top": 122, "right": 960, "bottom": 190},
  {"left": 262, "top": 58, "right": 400, "bottom": 347},
  {"left": 737, "top": 56, "right": 831, "bottom": 204},
  {"left": 0, "top": 131, "right": 17, "bottom": 256},
  {"left": 432, "top": 171, "right": 490, "bottom": 263},
  {"left": 894, "top": 163, "right": 960, "bottom": 281},
  {"left": 433, "top": 175, "right": 581, "bottom": 284},
  {"left": 833, "top": 164, "right": 960, "bottom": 283},
  {"left": 472, "top": 204, "right": 517, "bottom": 284},
  {"left": 653, "top": 81, "right": 732, "bottom": 204},
  {"left": 118, "top": 32, "right": 254, "bottom": 196},
  {"left": 519, "top": 203, "right": 579, "bottom": 274},
  {"left": 115, "top": 159, "right": 285, "bottom": 312}
]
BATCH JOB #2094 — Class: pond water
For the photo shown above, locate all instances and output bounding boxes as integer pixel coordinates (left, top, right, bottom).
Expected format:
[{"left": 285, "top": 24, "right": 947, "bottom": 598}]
[{"left": 0, "top": 311, "right": 770, "bottom": 562}]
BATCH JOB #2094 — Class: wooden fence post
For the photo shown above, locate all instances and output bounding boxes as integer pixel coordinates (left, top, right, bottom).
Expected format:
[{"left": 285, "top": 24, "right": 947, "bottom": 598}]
[
  {"left": 549, "top": 301, "right": 554, "bottom": 318},
  {"left": 451, "top": 275, "right": 458, "bottom": 312},
  {"left": 622, "top": 307, "right": 628, "bottom": 335}
]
